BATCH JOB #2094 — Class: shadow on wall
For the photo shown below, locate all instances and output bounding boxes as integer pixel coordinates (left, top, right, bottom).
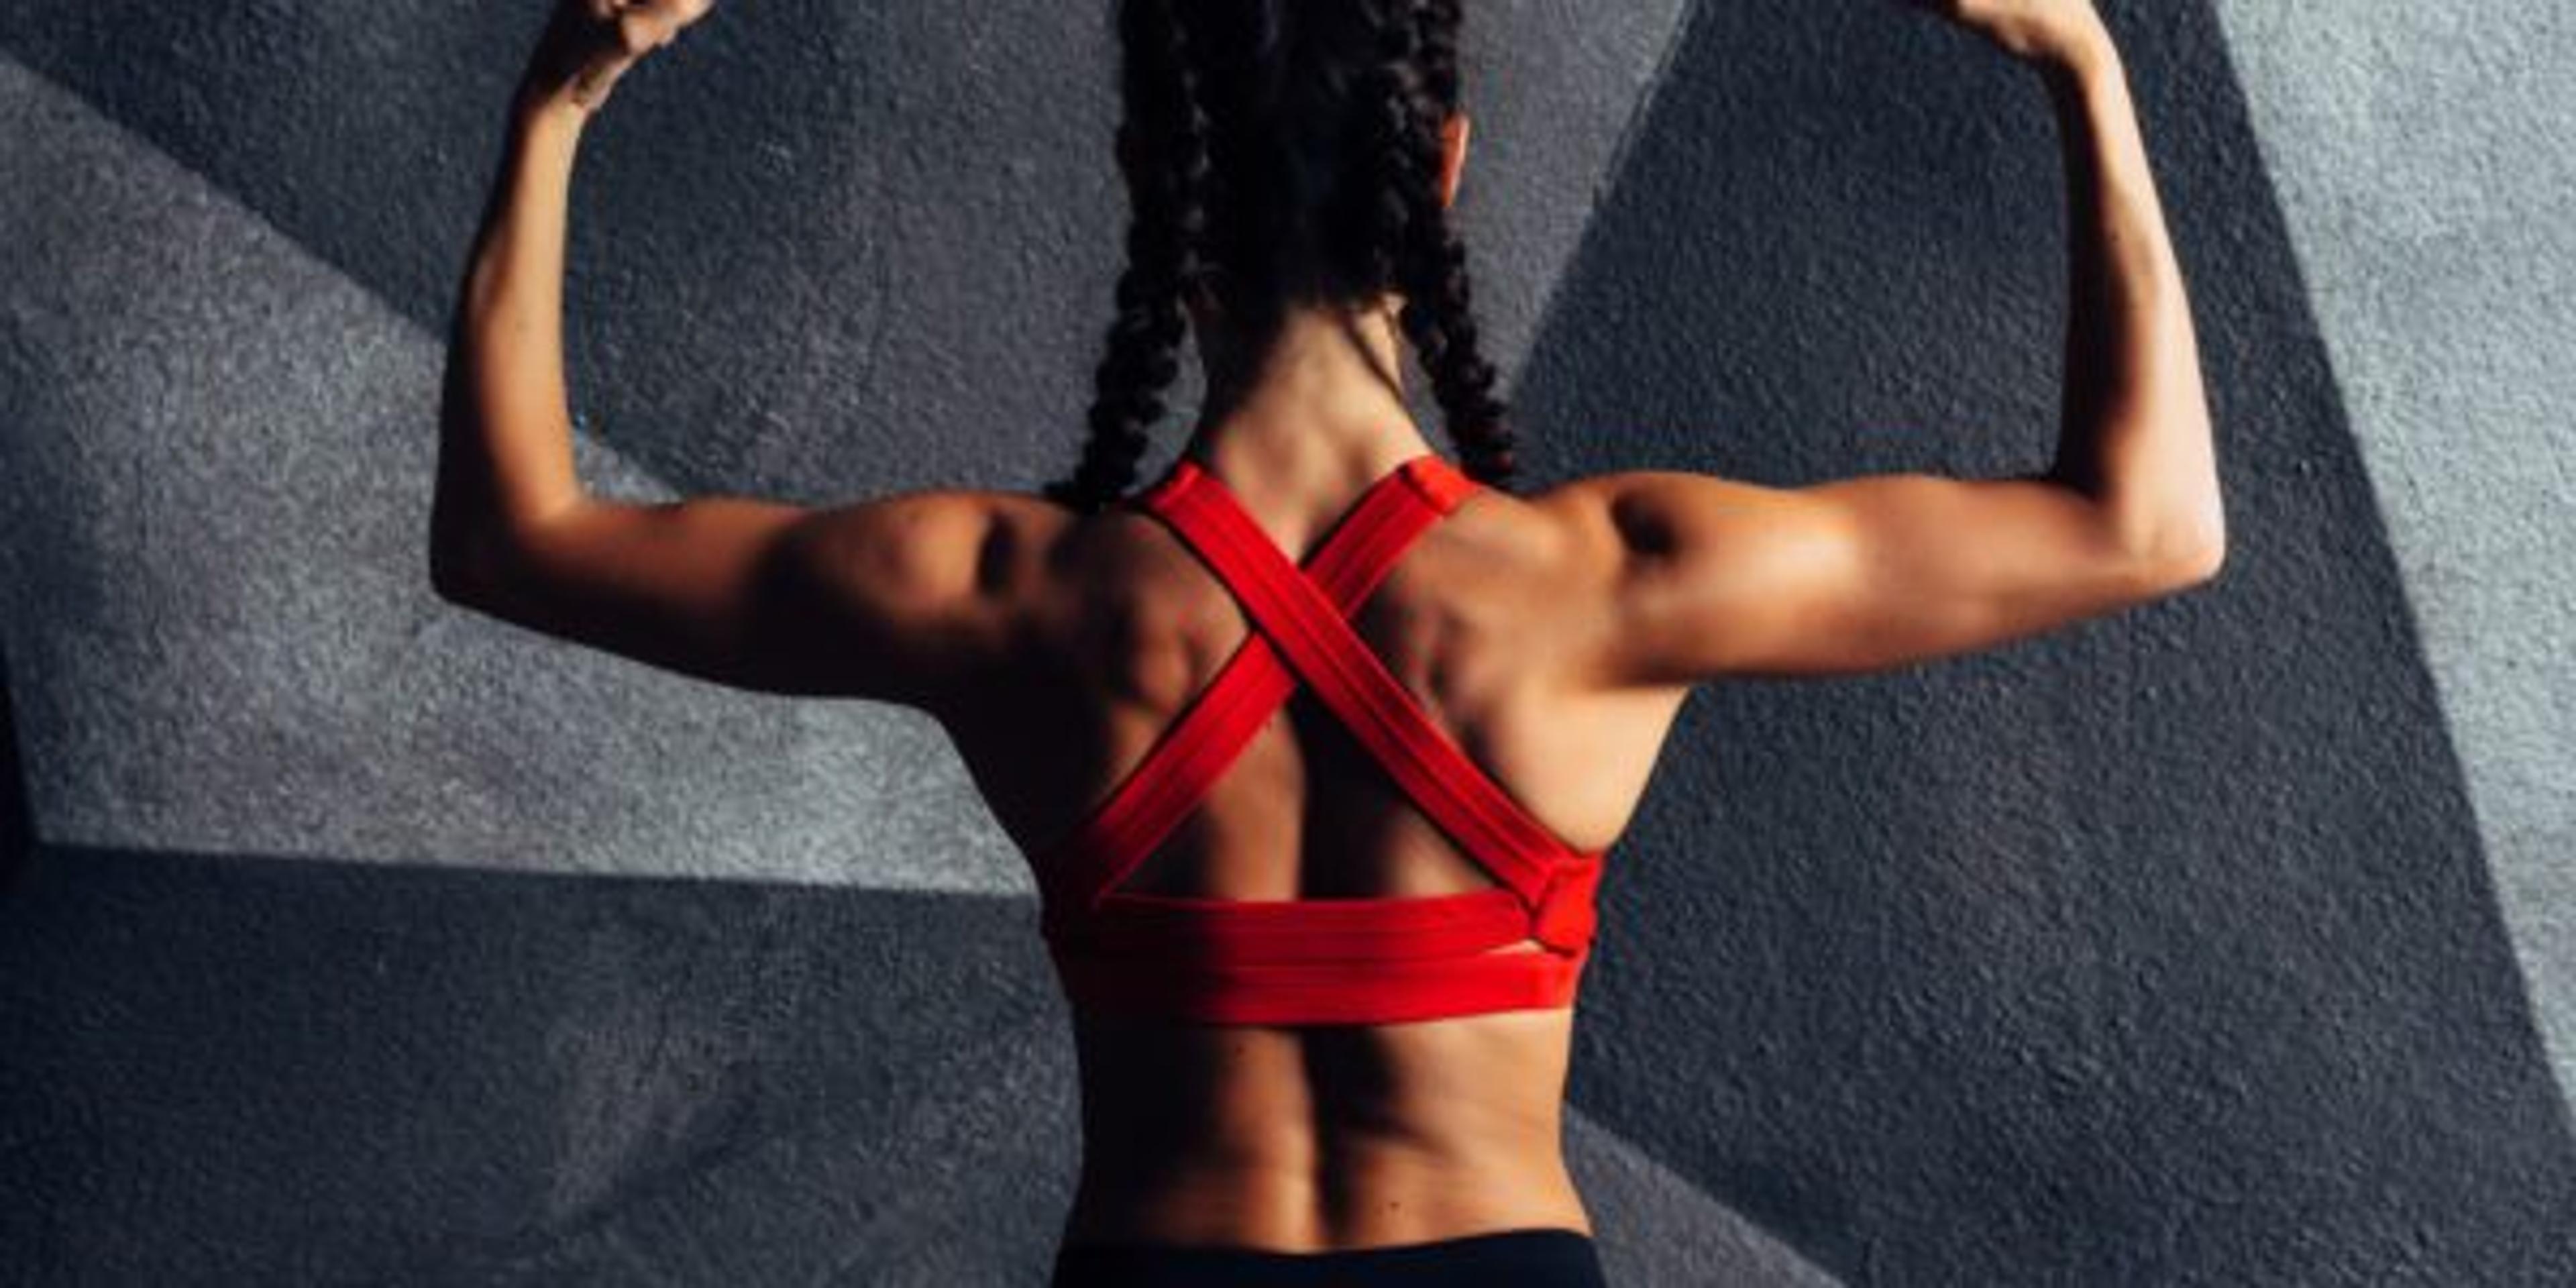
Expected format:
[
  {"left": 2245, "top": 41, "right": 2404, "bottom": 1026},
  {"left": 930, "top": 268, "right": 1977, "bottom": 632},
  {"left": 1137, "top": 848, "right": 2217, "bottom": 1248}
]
[
  {"left": 1513, "top": 1, "right": 2576, "bottom": 1283},
  {"left": 0, "top": 849, "right": 1079, "bottom": 1284}
]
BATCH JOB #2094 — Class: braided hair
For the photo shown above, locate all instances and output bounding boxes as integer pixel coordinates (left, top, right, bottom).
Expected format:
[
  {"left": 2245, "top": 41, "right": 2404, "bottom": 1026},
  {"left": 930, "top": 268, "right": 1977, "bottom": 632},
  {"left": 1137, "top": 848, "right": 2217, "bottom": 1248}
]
[{"left": 1041, "top": 0, "right": 1519, "bottom": 514}]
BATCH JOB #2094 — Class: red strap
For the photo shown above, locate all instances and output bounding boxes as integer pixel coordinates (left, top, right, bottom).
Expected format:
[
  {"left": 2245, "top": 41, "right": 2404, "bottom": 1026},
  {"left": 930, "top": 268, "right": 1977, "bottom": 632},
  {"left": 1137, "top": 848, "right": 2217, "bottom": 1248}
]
[
  {"left": 1078, "top": 885, "right": 1535, "bottom": 962},
  {"left": 1053, "top": 938, "right": 1591, "bottom": 1026},
  {"left": 1034, "top": 456, "right": 1448, "bottom": 913},
  {"left": 1144, "top": 456, "right": 1597, "bottom": 918},
  {"left": 1033, "top": 453, "right": 1616, "bottom": 1023}
]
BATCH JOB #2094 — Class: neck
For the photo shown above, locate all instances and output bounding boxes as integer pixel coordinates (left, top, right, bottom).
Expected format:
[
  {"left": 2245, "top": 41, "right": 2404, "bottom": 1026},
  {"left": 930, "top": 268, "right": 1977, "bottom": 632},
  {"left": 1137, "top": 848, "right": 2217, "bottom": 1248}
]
[{"left": 1180, "top": 297, "right": 1436, "bottom": 496}]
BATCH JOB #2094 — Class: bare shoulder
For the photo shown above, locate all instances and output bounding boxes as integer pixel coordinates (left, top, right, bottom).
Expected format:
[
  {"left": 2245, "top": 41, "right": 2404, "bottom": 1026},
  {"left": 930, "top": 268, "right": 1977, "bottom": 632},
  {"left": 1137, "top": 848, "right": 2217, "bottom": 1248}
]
[
  {"left": 1514, "top": 468, "right": 1829, "bottom": 691},
  {"left": 1525, "top": 468, "right": 1823, "bottom": 568},
  {"left": 786, "top": 487, "right": 1079, "bottom": 604},
  {"left": 1526, "top": 468, "right": 1861, "bottom": 610},
  {"left": 758, "top": 486, "right": 1100, "bottom": 712}
]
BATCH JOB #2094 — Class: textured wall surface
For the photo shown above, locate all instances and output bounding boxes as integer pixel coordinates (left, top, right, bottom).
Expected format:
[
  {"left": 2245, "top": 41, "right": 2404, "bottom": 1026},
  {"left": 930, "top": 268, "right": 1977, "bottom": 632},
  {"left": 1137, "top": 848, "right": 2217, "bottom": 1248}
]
[{"left": 3, "top": 1, "right": 2571, "bottom": 1284}]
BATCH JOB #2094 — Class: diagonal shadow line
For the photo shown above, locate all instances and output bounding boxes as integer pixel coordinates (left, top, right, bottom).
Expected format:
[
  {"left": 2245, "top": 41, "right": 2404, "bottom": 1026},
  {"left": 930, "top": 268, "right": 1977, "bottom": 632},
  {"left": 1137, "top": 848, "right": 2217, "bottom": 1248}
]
[
  {"left": 0, "top": 10, "right": 900, "bottom": 504},
  {"left": 0, "top": 46, "right": 701, "bottom": 507},
  {"left": 1501, "top": 0, "right": 1707, "bottom": 447},
  {"left": 2200, "top": 0, "right": 2576, "bottom": 1121},
  {"left": 0, "top": 4, "right": 1018, "bottom": 502},
  {"left": 0, "top": 8, "right": 568, "bottom": 345}
]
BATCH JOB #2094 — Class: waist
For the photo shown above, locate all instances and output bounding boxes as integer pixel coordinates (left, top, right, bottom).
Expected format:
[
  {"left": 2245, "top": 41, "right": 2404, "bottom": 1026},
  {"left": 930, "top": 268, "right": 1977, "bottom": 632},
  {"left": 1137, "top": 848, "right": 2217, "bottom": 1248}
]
[
  {"left": 1061, "top": 987, "right": 1585, "bottom": 1248},
  {"left": 1050, "top": 1226, "right": 1607, "bottom": 1286}
]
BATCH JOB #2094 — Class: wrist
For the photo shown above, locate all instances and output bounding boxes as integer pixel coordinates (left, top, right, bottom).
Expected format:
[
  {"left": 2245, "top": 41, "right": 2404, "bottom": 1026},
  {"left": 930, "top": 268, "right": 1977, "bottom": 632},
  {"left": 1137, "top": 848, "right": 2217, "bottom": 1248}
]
[
  {"left": 512, "top": 72, "right": 594, "bottom": 133},
  {"left": 2035, "top": 18, "right": 2119, "bottom": 88}
]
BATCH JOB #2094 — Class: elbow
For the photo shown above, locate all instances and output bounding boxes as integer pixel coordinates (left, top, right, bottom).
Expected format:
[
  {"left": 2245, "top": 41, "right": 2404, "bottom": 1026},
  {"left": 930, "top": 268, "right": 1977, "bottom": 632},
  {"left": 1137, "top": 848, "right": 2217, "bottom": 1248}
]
[
  {"left": 429, "top": 499, "right": 567, "bottom": 612},
  {"left": 2131, "top": 502, "right": 2228, "bottom": 595},
  {"left": 2080, "top": 452, "right": 2226, "bottom": 597},
  {"left": 2158, "top": 533, "right": 2226, "bottom": 590},
  {"left": 2165, "top": 486, "right": 2229, "bottom": 584}
]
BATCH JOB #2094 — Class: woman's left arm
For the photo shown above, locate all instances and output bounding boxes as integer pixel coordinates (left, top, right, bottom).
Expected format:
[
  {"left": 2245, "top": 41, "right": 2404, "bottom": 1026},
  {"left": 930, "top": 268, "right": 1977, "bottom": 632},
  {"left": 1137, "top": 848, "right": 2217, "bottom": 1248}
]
[{"left": 431, "top": 1, "right": 1028, "bottom": 710}]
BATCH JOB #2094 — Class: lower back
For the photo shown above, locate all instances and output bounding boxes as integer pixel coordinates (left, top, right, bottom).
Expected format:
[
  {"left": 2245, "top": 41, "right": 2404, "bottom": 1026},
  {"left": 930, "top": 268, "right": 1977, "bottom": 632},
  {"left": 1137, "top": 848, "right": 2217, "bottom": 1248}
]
[{"left": 1057, "top": 1004, "right": 1594, "bottom": 1251}]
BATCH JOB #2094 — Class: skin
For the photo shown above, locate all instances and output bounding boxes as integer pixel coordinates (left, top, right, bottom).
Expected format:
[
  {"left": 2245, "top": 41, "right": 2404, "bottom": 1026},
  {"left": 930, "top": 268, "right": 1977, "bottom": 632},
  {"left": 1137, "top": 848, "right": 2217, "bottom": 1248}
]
[{"left": 434, "top": 0, "right": 2221, "bottom": 1254}]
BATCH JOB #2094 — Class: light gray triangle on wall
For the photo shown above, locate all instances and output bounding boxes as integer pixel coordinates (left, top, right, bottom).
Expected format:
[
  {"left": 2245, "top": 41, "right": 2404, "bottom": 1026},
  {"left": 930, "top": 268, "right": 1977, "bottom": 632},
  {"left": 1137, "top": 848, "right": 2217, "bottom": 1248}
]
[
  {"left": 0, "top": 54, "right": 1024, "bottom": 891},
  {"left": 2210, "top": 0, "right": 2576, "bottom": 1117}
]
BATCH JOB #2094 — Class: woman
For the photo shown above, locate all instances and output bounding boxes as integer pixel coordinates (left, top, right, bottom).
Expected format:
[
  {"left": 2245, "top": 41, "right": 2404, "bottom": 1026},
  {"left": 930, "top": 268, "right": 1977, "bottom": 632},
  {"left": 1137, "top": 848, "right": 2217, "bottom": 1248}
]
[{"left": 432, "top": 0, "right": 2222, "bottom": 1281}]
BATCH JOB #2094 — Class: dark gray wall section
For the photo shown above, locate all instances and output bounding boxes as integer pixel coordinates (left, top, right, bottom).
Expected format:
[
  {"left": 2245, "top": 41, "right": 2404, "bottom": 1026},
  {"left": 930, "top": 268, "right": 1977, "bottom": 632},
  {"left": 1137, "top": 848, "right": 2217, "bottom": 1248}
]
[
  {"left": 0, "top": 847, "right": 1828, "bottom": 1286},
  {"left": 1511, "top": 1, "right": 2576, "bottom": 1283},
  {"left": 0, "top": 847, "right": 1076, "bottom": 1285}
]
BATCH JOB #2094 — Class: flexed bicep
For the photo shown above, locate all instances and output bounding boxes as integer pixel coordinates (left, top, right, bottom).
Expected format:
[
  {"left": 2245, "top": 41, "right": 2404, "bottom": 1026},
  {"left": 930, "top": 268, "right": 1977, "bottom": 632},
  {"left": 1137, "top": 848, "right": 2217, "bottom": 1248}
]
[
  {"left": 1560, "top": 468, "right": 2220, "bottom": 686},
  {"left": 435, "top": 488, "right": 1037, "bottom": 708}
]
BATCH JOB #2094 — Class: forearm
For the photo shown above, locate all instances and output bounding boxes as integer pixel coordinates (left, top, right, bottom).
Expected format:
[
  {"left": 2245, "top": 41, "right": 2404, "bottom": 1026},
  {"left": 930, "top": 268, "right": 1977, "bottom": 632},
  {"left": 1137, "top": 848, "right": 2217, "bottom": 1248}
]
[
  {"left": 2040, "top": 32, "right": 2224, "bottom": 564},
  {"left": 431, "top": 75, "right": 593, "bottom": 581}
]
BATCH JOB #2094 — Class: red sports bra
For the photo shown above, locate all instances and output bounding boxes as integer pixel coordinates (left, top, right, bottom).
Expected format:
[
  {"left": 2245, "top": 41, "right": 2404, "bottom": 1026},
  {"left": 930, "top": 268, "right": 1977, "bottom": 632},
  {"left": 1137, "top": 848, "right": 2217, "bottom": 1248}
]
[{"left": 1033, "top": 449, "right": 1609, "bottom": 1026}]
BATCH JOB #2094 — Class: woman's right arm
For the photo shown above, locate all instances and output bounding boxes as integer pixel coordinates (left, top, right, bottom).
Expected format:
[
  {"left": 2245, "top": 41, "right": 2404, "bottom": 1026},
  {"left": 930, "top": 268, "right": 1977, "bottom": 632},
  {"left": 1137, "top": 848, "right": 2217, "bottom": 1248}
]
[{"left": 1556, "top": 2, "right": 2224, "bottom": 687}]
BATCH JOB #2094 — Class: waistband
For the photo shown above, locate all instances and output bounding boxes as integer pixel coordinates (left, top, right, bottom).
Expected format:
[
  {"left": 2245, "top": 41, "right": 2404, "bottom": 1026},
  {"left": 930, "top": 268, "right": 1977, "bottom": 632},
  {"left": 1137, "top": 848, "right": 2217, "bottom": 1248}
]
[{"left": 1051, "top": 1226, "right": 1605, "bottom": 1287}]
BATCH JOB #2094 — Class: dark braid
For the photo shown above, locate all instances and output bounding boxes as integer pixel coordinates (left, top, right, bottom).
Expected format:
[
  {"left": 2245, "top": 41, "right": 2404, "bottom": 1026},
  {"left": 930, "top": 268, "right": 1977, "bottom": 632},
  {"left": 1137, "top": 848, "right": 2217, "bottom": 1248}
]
[
  {"left": 1046, "top": 0, "right": 1519, "bottom": 508},
  {"left": 1366, "top": 0, "right": 1517, "bottom": 487},
  {"left": 1042, "top": 0, "right": 1213, "bottom": 514}
]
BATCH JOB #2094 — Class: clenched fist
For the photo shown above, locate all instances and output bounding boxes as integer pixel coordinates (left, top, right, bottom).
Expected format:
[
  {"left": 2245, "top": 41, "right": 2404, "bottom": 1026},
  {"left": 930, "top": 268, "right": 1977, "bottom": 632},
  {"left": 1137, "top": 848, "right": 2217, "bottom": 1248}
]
[
  {"left": 527, "top": 0, "right": 717, "bottom": 113},
  {"left": 1900, "top": 0, "right": 2110, "bottom": 70}
]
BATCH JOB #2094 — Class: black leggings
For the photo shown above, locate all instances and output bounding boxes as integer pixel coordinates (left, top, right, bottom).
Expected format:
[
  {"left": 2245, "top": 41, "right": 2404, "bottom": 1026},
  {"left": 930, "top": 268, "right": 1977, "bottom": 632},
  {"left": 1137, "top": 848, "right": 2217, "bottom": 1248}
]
[{"left": 1049, "top": 1226, "right": 1608, "bottom": 1287}]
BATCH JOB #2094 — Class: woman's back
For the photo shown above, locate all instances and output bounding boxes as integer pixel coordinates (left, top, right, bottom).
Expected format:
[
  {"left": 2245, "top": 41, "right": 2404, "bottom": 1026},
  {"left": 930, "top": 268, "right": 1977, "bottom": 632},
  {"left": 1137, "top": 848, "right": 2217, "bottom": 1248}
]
[
  {"left": 430, "top": 0, "right": 2218, "bottom": 1275},
  {"left": 934, "top": 444, "right": 1693, "bottom": 1250}
]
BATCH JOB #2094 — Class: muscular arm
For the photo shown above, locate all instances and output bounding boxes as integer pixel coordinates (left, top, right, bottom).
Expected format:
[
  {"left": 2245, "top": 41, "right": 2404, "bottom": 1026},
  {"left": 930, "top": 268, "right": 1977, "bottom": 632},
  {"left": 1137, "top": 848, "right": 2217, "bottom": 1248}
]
[
  {"left": 437, "top": 488, "right": 1034, "bottom": 706},
  {"left": 1570, "top": 15, "right": 2223, "bottom": 688},
  {"left": 429, "top": 7, "right": 1030, "bottom": 712}
]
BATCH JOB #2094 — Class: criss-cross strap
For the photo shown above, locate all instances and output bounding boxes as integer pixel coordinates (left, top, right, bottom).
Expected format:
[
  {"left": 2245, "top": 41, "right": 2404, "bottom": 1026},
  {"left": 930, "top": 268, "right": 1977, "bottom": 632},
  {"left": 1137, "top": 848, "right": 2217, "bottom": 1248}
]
[
  {"left": 1034, "top": 454, "right": 1459, "bottom": 914},
  {"left": 1137, "top": 453, "right": 1605, "bottom": 947}
]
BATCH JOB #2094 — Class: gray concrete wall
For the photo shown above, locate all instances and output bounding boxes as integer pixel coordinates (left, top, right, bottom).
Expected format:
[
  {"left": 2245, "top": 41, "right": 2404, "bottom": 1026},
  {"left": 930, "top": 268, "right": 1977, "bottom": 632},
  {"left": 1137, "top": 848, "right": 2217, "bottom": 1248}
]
[{"left": 3, "top": 1, "right": 2571, "bottom": 1283}]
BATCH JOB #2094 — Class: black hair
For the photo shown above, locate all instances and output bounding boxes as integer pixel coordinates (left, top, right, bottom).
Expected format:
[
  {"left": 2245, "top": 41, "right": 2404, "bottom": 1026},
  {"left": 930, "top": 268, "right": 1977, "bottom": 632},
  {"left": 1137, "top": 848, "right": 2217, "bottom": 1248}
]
[{"left": 1041, "top": 0, "right": 1518, "bottom": 514}]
